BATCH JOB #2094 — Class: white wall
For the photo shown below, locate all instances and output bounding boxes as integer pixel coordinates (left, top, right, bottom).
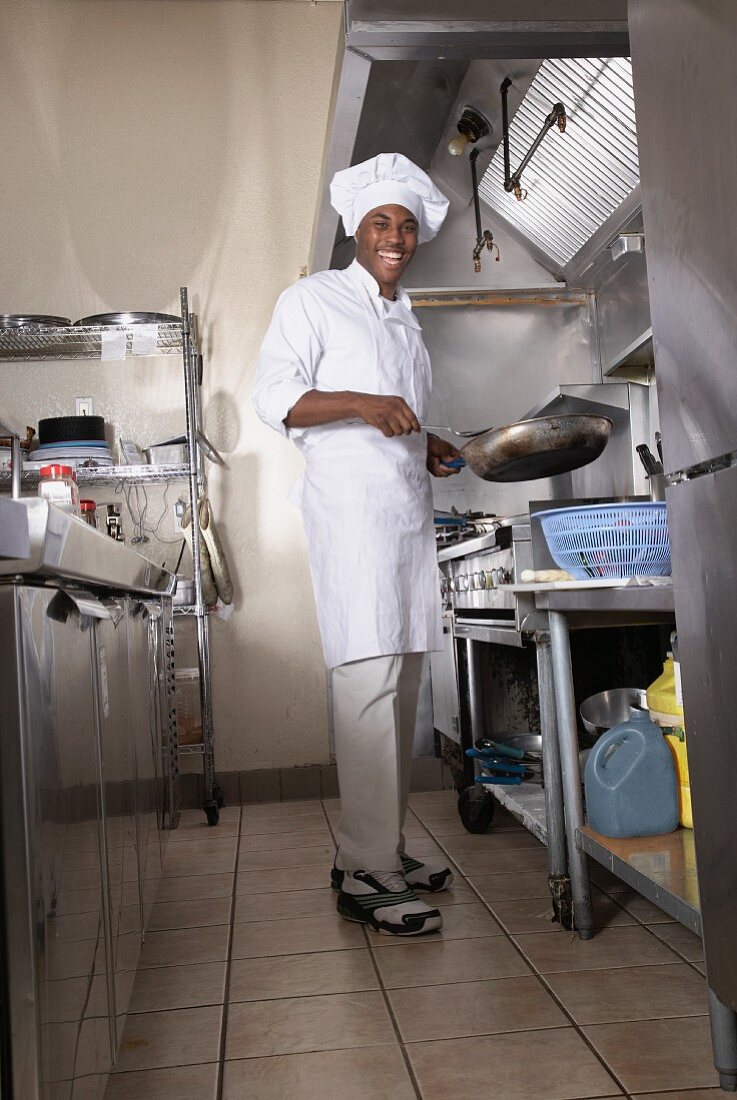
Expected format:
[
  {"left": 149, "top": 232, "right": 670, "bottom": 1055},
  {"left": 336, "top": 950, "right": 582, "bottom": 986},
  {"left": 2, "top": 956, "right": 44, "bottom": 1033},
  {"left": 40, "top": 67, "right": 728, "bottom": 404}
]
[{"left": 0, "top": 0, "right": 343, "bottom": 771}]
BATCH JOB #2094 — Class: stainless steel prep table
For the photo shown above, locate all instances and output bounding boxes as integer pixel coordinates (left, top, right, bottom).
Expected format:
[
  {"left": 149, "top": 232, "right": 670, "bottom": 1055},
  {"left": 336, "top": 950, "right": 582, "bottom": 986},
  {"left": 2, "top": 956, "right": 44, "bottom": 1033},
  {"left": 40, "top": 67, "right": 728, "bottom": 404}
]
[{"left": 524, "top": 580, "right": 737, "bottom": 1092}]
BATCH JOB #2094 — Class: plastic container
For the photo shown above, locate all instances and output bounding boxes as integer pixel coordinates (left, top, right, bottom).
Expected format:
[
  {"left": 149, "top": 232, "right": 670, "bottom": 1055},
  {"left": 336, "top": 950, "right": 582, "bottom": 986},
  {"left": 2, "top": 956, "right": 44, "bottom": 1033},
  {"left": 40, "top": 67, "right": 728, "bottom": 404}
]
[
  {"left": 647, "top": 656, "right": 692, "bottom": 828},
  {"left": 584, "top": 708, "right": 679, "bottom": 838},
  {"left": 80, "top": 499, "right": 97, "bottom": 528},
  {"left": 175, "top": 668, "right": 203, "bottom": 745},
  {"left": 534, "top": 502, "right": 671, "bottom": 580},
  {"left": 38, "top": 464, "right": 80, "bottom": 515}
]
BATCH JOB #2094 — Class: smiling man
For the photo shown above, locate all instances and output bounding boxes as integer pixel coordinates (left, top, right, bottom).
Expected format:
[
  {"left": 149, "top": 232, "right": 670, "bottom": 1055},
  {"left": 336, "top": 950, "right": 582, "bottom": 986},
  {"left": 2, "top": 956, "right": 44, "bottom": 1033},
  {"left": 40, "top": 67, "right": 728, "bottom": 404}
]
[{"left": 252, "top": 154, "right": 461, "bottom": 936}]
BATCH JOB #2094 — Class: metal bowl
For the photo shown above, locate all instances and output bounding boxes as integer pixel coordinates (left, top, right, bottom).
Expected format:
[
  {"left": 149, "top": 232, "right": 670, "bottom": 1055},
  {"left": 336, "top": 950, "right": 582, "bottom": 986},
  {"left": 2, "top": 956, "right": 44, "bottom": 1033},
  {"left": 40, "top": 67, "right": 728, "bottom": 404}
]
[
  {"left": 73, "top": 312, "right": 180, "bottom": 326},
  {"left": 580, "top": 688, "right": 648, "bottom": 738},
  {"left": 0, "top": 314, "right": 71, "bottom": 330}
]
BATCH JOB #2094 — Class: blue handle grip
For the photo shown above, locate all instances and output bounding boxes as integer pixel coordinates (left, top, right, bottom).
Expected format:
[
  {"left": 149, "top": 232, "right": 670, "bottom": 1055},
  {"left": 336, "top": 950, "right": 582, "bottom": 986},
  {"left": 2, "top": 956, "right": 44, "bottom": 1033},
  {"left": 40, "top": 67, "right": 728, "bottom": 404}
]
[
  {"left": 442, "top": 458, "right": 466, "bottom": 470},
  {"left": 469, "top": 741, "right": 525, "bottom": 761},
  {"left": 475, "top": 775, "right": 523, "bottom": 786}
]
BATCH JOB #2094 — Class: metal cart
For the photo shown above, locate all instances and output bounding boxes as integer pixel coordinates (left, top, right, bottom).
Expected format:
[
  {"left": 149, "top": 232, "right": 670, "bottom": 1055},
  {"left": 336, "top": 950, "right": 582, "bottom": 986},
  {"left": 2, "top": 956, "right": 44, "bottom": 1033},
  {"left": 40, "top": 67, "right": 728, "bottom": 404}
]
[{"left": 0, "top": 287, "right": 222, "bottom": 824}]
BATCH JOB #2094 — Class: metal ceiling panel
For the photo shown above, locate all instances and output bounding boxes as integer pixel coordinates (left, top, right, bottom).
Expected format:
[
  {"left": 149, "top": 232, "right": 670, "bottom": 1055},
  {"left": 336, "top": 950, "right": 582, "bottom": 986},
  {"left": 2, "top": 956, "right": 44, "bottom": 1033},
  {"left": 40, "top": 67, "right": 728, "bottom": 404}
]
[{"left": 479, "top": 57, "right": 639, "bottom": 268}]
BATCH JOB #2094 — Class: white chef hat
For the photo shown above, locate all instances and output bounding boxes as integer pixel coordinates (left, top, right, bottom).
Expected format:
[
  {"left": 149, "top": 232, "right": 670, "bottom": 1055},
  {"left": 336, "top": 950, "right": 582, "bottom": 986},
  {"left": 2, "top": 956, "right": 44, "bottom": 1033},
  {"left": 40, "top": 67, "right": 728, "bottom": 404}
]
[{"left": 330, "top": 153, "right": 449, "bottom": 244}]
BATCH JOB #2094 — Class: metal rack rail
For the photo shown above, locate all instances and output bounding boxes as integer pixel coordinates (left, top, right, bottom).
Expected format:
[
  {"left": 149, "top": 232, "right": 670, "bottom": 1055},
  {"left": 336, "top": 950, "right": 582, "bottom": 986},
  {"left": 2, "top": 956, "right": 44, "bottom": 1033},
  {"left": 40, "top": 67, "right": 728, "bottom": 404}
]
[{"left": 0, "top": 289, "right": 223, "bottom": 825}]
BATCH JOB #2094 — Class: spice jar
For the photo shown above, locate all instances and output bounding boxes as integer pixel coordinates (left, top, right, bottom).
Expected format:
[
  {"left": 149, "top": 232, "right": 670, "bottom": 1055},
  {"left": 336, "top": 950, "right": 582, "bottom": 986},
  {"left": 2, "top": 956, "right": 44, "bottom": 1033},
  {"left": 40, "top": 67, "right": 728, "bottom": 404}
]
[
  {"left": 80, "top": 499, "right": 97, "bottom": 528},
  {"left": 38, "top": 464, "right": 80, "bottom": 515}
]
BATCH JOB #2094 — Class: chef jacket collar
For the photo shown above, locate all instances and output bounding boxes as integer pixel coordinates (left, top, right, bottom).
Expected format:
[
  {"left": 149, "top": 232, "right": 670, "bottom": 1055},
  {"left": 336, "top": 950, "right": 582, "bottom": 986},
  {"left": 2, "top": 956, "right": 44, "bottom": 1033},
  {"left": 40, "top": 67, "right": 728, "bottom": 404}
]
[{"left": 346, "top": 259, "right": 418, "bottom": 325}]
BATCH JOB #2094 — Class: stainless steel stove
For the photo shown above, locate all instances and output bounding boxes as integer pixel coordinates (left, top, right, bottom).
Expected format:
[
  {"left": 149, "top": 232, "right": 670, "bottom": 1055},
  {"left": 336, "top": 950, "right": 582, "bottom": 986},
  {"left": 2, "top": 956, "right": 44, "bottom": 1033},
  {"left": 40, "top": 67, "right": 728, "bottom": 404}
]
[{"left": 435, "top": 512, "right": 536, "bottom": 638}]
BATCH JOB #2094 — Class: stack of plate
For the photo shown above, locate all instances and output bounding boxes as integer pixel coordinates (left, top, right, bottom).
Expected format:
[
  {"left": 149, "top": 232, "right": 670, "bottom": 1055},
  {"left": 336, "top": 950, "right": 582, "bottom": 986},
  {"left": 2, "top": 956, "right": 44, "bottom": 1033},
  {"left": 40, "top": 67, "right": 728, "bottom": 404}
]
[{"left": 24, "top": 440, "right": 114, "bottom": 470}]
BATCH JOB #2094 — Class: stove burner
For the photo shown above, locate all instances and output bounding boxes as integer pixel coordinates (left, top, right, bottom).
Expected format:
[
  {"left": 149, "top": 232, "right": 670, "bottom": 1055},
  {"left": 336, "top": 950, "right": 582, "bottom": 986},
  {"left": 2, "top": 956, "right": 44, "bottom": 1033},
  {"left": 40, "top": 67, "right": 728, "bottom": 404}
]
[{"left": 434, "top": 511, "right": 498, "bottom": 548}]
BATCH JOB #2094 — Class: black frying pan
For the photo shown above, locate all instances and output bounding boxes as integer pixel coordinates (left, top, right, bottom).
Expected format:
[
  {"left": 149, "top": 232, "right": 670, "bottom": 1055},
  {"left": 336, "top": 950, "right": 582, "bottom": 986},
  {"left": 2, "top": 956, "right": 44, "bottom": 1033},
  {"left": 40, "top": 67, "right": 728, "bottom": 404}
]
[{"left": 426, "top": 414, "right": 613, "bottom": 483}]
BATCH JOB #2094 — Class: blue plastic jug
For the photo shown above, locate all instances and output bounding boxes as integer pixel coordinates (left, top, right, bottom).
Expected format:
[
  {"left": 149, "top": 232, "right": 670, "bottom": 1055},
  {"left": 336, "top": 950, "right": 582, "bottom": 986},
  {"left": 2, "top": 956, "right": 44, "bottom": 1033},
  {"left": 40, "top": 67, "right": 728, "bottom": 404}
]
[{"left": 584, "top": 708, "right": 679, "bottom": 838}]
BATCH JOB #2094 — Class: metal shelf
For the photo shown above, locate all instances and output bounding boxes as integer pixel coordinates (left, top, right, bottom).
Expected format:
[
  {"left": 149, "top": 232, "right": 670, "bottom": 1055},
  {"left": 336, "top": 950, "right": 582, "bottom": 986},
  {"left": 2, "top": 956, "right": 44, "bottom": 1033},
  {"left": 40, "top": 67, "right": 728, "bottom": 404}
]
[
  {"left": 0, "top": 323, "right": 183, "bottom": 361},
  {"left": 172, "top": 604, "right": 211, "bottom": 617},
  {"left": 579, "top": 824, "right": 701, "bottom": 934},
  {"left": 177, "top": 742, "right": 205, "bottom": 755},
  {"left": 1, "top": 463, "right": 190, "bottom": 487},
  {"left": 485, "top": 781, "right": 548, "bottom": 846}
]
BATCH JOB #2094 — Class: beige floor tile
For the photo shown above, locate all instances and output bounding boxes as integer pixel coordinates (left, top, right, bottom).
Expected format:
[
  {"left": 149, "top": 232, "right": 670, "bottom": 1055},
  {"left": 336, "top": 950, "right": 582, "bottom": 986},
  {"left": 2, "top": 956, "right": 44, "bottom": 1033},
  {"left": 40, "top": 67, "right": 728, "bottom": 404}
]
[
  {"left": 408, "top": 1028, "right": 619, "bottom": 1100},
  {"left": 584, "top": 1016, "right": 719, "bottom": 1093},
  {"left": 229, "top": 948, "right": 378, "bottom": 1001},
  {"left": 238, "top": 828, "right": 333, "bottom": 852},
  {"left": 401, "top": 838, "right": 449, "bottom": 859},
  {"left": 169, "top": 811, "right": 239, "bottom": 841},
  {"left": 472, "top": 870, "right": 552, "bottom": 902},
  {"left": 231, "top": 913, "right": 364, "bottom": 958},
  {"left": 514, "top": 925, "right": 677, "bottom": 973},
  {"left": 453, "top": 847, "right": 550, "bottom": 876},
  {"left": 374, "top": 934, "right": 530, "bottom": 989},
  {"left": 547, "top": 962, "right": 709, "bottom": 1024},
  {"left": 491, "top": 893, "right": 636, "bottom": 935},
  {"left": 236, "top": 866, "right": 329, "bottom": 894},
  {"left": 590, "top": 864, "right": 636, "bottom": 893},
  {"left": 222, "top": 1045, "right": 415, "bottom": 1100},
  {"left": 440, "top": 830, "right": 544, "bottom": 855},
  {"left": 409, "top": 791, "right": 457, "bottom": 808},
  {"left": 423, "top": 881, "right": 478, "bottom": 907},
  {"left": 611, "top": 888, "right": 679, "bottom": 925},
  {"left": 399, "top": 820, "right": 432, "bottom": 839},
  {"left": 367, "top": 902, "right": 501, "bottom": 947},
  {"left": 240, "top": 814, "right": 327, "bottom": 837},
  {"left": 103, "top": 1063, "right": 218, "bottom": 1099},
  {"left": 390, "top": 975, "right": 568, "bottom": 1042},
  {"left": 245, "top": 799, "right": 324, "bottom": 815},
  {"left": 225, "top": 991, "right": 394, "bottom": 1059},
  {"left": 147, "top": 897, "right": 231, "bottom": 931},
  {"left": 139, "top": 925, "right": 229, "bottom": 969},
  {"left": 154, "top": 873, "right": 233, "bottom": 904},
  {"left": 113, "top": 1005, "right": 222, "bottom": 1072},
  {"left": 129, "top": 961, "right": 227, "bottom": 1013},
  {"left": 237, "top": 844, "right": 335, "bottom": 873},
  {"left": 161, "top": 842, "right": 236, "bottom": 878},
  {"left": 651, "top": 922, "right": 705, "bottom": 962},
  {"left": 422, "top": 819, "right": 472, "bottom": 836},
  {"left": 631, "top": 1091, "right": 721, "bottom": 1098},
  {"left": 234, "top": 886, "right": 337, "bottom": 923}
]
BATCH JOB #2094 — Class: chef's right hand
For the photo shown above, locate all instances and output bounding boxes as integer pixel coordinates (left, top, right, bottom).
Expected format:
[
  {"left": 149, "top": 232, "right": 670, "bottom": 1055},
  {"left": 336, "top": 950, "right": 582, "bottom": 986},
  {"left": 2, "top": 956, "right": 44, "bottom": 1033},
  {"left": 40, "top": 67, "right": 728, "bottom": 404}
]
[{"left": 354, "top": 394, "right": 421, "bottom": 437}]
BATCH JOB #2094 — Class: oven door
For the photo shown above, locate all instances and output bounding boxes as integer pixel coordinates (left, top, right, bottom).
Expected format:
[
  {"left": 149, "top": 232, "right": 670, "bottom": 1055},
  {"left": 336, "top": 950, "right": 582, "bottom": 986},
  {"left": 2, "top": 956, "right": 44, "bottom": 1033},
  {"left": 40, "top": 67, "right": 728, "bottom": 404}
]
[{"left": 430, "top": 613, "right": 460, "bottom": 745}]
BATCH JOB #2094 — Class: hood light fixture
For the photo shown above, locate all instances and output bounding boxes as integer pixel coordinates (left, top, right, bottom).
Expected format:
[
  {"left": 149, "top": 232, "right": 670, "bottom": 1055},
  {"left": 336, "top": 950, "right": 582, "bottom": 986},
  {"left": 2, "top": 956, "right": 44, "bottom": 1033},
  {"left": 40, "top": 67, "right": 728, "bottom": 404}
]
[
  {"left": 500, "top": 76, "right": 566, "bottom": 201},
  {"left": 610, "top": 232, "right": 645, "bottom": 261}
]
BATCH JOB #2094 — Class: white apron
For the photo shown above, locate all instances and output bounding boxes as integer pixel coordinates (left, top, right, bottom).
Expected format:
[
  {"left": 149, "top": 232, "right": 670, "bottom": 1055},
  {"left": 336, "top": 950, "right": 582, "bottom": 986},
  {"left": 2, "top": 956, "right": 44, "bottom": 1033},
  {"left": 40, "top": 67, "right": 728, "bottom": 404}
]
[{"left": 295, "top": 268, "right": 441, "bottom": 669}]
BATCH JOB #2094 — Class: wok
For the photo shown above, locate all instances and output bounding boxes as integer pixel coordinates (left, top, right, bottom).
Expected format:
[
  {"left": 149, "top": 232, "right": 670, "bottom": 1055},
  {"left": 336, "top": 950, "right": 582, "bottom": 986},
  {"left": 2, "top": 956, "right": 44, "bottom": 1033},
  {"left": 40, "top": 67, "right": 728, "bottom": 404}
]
[{"left": 426, "top": 413, "right": 613, "bottom": 483}]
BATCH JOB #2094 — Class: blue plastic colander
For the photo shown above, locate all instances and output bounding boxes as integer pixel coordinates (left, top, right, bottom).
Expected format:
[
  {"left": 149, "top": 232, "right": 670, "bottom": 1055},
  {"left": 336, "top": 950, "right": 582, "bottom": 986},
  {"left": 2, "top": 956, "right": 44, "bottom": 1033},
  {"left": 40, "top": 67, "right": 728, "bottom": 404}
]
[{"left": 533, "top": 502, "right": 671, "bottom": 580}]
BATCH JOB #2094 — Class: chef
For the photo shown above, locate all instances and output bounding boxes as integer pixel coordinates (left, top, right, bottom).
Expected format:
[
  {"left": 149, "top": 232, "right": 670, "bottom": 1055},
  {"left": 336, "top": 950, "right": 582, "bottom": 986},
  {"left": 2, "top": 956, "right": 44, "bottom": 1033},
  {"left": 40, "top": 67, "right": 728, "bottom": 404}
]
[{"left": 252, "top": 153, "right": 461, "bottom": 936}]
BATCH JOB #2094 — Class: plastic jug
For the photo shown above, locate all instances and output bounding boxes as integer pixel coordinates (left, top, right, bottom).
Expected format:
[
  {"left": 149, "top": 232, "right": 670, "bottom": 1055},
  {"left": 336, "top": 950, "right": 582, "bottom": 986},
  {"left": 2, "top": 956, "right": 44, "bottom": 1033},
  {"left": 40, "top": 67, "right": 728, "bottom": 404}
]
[
  {"left": 647, "top": 655, "right": 692, "bottom": 828},
  {"left": 584, "top": 708, "right": 679, "bottom": 838}
]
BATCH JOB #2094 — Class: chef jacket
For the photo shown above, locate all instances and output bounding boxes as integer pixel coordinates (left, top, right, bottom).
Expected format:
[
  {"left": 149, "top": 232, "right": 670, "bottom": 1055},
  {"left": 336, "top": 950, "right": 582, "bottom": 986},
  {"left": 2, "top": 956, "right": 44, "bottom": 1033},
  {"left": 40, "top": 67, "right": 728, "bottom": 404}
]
[{"left": 252, "top": 259, "right": 442, "bottom": 669}]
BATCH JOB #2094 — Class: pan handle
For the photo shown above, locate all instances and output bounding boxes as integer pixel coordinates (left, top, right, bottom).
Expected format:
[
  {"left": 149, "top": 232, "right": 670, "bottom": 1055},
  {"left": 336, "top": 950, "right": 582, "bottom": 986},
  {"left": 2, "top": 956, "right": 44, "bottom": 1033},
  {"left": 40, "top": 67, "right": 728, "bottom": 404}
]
[{"left": 441, "top": 458, "right": 466, "bottom": 470}]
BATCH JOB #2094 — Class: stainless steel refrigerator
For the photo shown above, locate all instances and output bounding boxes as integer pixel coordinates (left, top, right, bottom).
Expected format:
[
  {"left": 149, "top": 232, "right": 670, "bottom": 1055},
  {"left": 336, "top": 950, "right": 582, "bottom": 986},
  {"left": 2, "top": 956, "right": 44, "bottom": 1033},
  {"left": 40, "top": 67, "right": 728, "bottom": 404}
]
[{"left": 629, "top": 0, "right": 737, "bottom": 1032}]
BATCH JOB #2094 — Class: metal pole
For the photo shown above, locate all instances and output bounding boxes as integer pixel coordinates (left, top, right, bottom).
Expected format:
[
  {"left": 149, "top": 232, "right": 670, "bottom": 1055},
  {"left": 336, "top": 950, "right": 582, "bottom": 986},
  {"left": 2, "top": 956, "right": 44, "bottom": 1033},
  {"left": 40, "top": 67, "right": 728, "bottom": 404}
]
[
  {"left": 708, "top": 989, "right": 737, "bottom": 1092},
  {"left": 180, "top": 288, "right": 217, "bottom": 815},
  {"left": 11, "top": 435, "right": 21, "bottom": 500},
  {"left": 535, "top": 632, "right": 567, "bottom": 875},
  {"left": 548, "top": 610, "right": 593, "bottom": 938}
]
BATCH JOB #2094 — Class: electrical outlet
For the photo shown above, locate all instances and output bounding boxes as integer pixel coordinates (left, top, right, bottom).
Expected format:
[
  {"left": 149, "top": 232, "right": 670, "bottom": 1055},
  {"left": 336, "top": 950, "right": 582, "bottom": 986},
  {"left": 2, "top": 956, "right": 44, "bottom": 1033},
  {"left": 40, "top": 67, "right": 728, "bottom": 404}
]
[
  {"left": 174, "top": 499, "right": 187, "bottom": 533},
  {"left": 75, "top": 397, "right": 94, "bottom": 417}
]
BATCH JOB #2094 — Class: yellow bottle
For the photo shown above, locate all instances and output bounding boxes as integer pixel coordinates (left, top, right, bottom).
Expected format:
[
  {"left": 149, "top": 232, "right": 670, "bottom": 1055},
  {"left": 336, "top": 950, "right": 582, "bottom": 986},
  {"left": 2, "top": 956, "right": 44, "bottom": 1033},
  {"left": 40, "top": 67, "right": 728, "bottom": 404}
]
[{"left": 646, "top": 655, "right": 691, "bottom": 828}]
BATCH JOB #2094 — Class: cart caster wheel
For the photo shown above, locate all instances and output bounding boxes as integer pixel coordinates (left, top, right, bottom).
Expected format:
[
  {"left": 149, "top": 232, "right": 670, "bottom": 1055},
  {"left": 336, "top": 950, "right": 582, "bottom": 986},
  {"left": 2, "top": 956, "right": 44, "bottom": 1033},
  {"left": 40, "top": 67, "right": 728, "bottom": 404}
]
[
  {"left": 458, "top": 786, "right": 495, "bottom": 834},
  {"left": 204, "top": 803, "right": 219, "bottom": 827}
]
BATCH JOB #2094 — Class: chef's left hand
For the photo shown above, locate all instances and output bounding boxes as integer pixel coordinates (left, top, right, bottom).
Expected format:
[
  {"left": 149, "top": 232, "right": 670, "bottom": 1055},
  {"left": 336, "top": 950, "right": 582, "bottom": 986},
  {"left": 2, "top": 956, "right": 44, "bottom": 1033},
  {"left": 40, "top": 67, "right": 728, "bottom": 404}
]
[{"left": 426, "top": 432, "right": 463, "bottom": 478}]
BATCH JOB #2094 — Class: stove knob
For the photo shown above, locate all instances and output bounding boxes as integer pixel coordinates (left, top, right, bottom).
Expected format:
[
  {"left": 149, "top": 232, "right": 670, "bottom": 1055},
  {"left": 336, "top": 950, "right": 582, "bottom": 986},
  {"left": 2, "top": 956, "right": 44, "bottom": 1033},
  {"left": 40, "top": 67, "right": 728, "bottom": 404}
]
[
  {"left": 440, "top": 578, "right": 448, "bottom": 597},
  {"left": 448, "top": 577, "right": 456, "bottom": 593},
  {"left": 484, "top": 570, "right": 495, "bottom": 589},
  {"left": 475, "top": 572, "right": 487, "bottom": 590},
  {"left": 458, "top": 574, "right": 469, "bottom": 592}
]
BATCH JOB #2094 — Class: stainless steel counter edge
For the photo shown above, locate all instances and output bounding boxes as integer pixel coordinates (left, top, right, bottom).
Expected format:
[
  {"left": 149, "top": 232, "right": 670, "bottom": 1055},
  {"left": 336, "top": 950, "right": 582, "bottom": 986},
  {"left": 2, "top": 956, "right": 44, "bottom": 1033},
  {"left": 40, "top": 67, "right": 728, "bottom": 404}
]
[{"left": 0, "top": 498, "right": 174, "bottom": 596}]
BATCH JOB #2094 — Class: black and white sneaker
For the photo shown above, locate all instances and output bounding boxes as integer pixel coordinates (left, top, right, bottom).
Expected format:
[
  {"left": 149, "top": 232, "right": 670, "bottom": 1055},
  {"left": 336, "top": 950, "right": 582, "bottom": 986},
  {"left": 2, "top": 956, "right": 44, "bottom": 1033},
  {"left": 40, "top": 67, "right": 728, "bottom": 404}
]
[
  {"left": 331, "top": 853, "right": 454, "bottom": 894},
  {"left": 400, "top": 852, "right": 454, "bottom": 893},
  {"left": 337, "top": 870, "right": 442, "bottom": 936}
]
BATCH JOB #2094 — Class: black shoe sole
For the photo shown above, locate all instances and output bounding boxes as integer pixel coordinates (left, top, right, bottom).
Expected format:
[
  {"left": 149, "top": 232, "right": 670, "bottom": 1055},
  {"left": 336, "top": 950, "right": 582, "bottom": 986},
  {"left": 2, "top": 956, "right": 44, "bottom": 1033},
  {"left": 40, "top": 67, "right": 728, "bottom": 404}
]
[
  {"left": 331, "top": 865, "right": 454, "bottom": 893},
  {"left": 336, "top": 891, "right": 442, "bottom": 936}
]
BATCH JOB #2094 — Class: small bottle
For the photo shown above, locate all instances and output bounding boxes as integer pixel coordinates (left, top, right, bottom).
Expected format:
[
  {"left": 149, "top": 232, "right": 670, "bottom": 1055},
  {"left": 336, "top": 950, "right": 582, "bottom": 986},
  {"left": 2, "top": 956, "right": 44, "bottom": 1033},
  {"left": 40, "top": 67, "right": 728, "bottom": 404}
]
[
  {"left": 38, "top": 464, "right": 80, "bottom": 516},
  {"left": 80, "top": 499, "right": 97, "bottom": 529}
]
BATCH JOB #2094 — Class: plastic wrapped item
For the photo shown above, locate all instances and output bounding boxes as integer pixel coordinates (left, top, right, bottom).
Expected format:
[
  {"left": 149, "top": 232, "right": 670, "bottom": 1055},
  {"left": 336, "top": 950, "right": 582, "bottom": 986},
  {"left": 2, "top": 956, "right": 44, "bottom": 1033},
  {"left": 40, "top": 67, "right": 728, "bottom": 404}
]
[
  {"left": 647, "top": 655, "right": 691, "bottom": 828},
  {"left": 175, "top": 668, "right": 203, "bottom": 745}
]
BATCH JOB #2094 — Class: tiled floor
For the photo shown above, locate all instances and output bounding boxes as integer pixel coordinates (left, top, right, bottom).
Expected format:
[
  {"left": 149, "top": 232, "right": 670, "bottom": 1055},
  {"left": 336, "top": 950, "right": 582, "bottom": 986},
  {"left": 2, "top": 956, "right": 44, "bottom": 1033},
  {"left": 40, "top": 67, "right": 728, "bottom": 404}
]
[{"left": 100, "top": 791, "right": 720, "bottom": 1099}]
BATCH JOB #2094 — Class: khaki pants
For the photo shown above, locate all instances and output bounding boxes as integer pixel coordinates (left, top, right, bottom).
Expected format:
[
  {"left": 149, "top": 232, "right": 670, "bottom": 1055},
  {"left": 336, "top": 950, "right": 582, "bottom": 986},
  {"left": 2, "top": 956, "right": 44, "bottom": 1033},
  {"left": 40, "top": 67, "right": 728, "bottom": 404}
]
[{"left": 332, "top": 652, "right": 425, "bottom": 872}]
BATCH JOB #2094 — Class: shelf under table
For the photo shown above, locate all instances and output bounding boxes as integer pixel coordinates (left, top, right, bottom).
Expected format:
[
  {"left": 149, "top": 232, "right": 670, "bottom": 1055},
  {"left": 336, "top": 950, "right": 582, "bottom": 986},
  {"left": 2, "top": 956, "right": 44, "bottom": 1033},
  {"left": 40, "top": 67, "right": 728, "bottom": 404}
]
[
  {"left": 486, "top": 781, "right": 548, "bottom": 846},
  {"left": 578, "top": 824, "right": 701, "bottom": 934}
]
